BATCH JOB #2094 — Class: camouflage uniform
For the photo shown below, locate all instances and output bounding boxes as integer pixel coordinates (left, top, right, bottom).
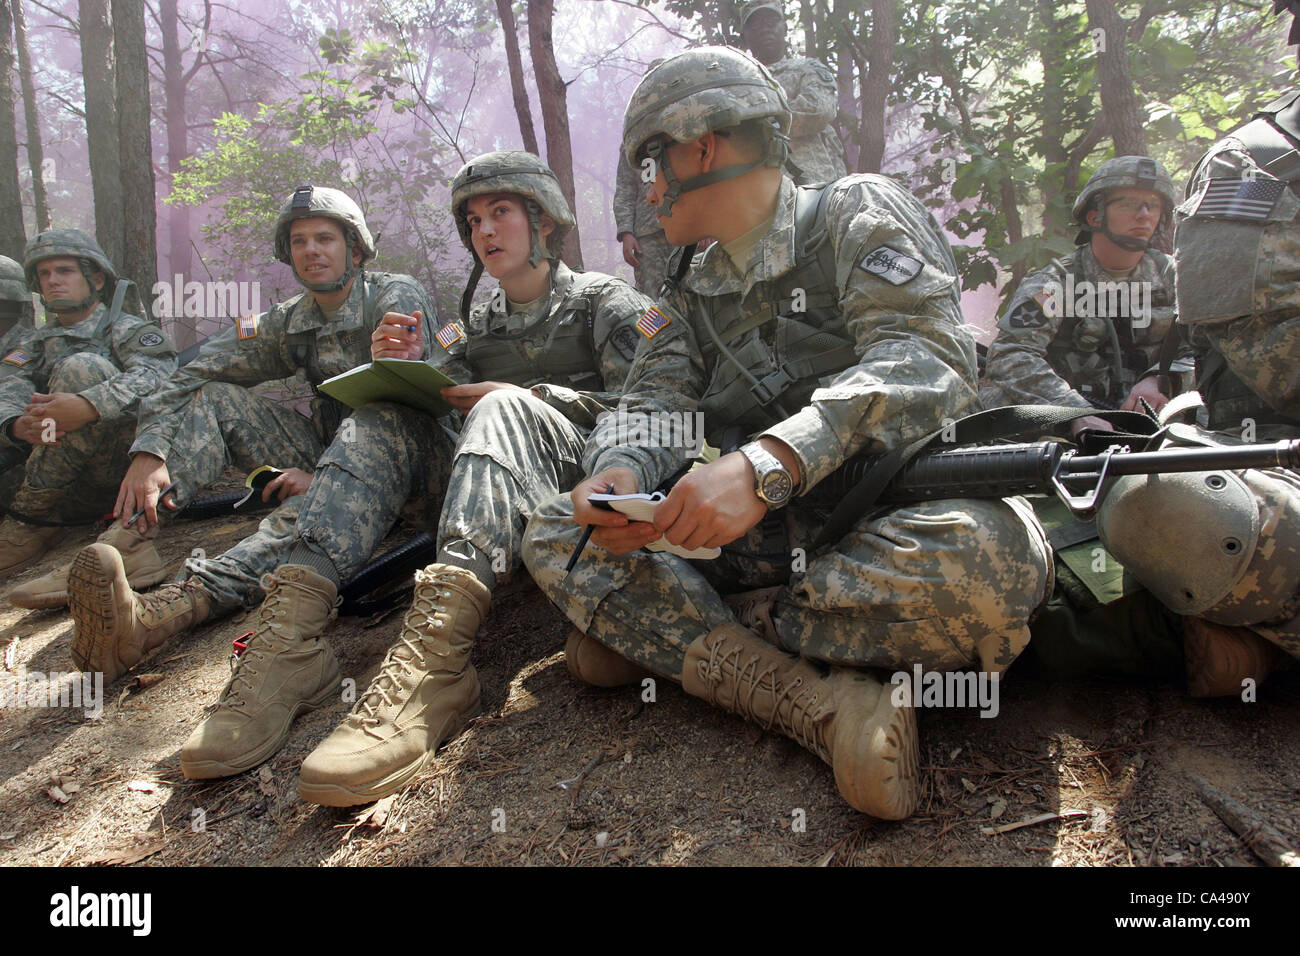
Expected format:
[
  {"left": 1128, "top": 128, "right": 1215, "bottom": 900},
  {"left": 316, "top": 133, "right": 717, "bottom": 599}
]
[
  {"left": 981, "top": 157, "right": 1190, "bottom": 411},
  {"left": 614, "top": 152, "right": 674, "bottom": 295},
  {"left": 1096, "top": 95, "right": 1300, "bottom": 661},
  {"left": 0, "top": 255, "right": 36, "bottom": 384},
  {"left": 293, "top": 258, "right": 646, "bottom": 594},
  {"left": 147, "top": 270, "right": 437, "bottom": 610},
  {"left": 766, "top": 56, "right": 848, "bottom": 185},
  {"left": 0, "top": 236, "right": 176, "bottom": 523},
  {"left": 523, "top": 172, "right": 1053, "bottom": 679}
]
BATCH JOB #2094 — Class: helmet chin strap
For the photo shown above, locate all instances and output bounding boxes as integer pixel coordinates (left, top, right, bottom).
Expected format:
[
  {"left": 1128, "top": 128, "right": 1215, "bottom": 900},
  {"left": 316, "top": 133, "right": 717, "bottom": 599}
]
[
  {"left": 293, "top": 262, "right": 359, "bottom": 294},
  {"left": 42, "top": 260, "right": 100, "bottom": 313},
  {"left": 645, "top": 138, "right": 764, "bottom": 218}
]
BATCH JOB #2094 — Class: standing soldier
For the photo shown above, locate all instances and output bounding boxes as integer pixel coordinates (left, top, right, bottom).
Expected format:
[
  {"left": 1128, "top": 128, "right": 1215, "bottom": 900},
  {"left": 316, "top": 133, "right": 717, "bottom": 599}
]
[
  {"left": 614, "top": 147, "right": 674, "bottom": 295},
  {"left": 522, "top": 49, "right": 1053, "bottom": 819},
  {"left": 0, "top": 230, "right": 176, "bottom": 578},
  {"left": 1100, "top": 86, "right": 1300, "bottom": 696},
  {"left": 36, "top": 187, "right": 436, "bottom": 679},
  {"left": 738, "top": 1, "right": 847, "bottom": 184},
  {"left": 980, "top": 157, "right": 1191, "bottom": 435}
]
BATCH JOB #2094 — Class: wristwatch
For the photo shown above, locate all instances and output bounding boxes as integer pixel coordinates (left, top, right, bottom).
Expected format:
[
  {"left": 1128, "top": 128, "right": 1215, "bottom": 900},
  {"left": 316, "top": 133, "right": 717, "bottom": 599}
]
[{"left": 739, "top": 442, "right": 794, "bottom": 509}]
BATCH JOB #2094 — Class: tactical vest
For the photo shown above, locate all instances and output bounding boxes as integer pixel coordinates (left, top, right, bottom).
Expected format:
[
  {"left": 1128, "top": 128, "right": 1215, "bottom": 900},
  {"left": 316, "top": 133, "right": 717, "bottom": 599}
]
[
  {"left": 1042, "top": 253, "right": 1176, "bottom": 408},
  {"left": 690, "top": 184, "right": 855, "bottom": 446},
  {"left": 463, "top": 283, "right": 602, "bottom": 392},
  {"left": 1190, "top": 91, "right": 1300, "bottom": 431}
]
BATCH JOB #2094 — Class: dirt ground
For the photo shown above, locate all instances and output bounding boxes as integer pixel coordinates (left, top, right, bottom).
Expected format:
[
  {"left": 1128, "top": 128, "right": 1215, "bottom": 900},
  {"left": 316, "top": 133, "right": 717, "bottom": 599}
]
[{"left": 1, "top": 487, "right": 1297, "bottom": 869}]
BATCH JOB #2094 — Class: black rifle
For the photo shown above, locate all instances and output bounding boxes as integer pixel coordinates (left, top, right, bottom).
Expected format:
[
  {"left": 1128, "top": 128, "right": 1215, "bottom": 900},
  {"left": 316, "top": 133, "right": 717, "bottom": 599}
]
[{"left": 818, "top": 437, "right": 1299, "bottom": 517}]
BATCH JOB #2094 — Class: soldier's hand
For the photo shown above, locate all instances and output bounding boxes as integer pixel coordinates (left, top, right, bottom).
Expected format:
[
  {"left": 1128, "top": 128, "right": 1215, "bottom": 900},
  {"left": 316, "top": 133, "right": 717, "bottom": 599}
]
[
  {"left": 115, "top": 452, "right": 177, "bottom": 533},
  {"left": 24, "top": 392, "right": 99, "bottom": 433},
  {"left": 440, "top": 381, "right": 530, "bottom": 414},
  {"left": 262, "top": 466, "right": 312, "bottom": 502},
  {"left": 621, "top": 234, "right": 642, "bottom": 268},
  {"left": 653, "top": 451, "right": 768, "bottom": 551},
  {"left": 573, "top": 467, "right": 661, "bottom": 555},
  {"left": 11, "top": 412, "right": 60, "bottom": 445},
  {"left": 1121, "top": 376, "right": 1170, "bottom": 415},
  {"left": 372, "top": 310, "right": 423, "bottom": 361}
]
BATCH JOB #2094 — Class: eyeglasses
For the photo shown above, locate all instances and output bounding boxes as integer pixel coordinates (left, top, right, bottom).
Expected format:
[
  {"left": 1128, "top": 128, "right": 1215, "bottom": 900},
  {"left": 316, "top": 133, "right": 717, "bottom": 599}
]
[{"left": 1106, "top": 198, "right": 1163, "bottom": 216}]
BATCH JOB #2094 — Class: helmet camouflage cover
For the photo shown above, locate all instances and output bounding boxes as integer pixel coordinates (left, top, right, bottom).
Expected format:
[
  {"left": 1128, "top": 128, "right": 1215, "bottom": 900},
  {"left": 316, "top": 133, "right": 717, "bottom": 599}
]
[
  {"left": 1071, "top": 155, "right": 1177, "bottom": 225},
  {"left": 0, "top": 255, "right": 29, "bottom": 304},
  {"left": 450, "top": 150, "right": 575, "bottom": 265},
  {"left": 273, "top": 185, "right": 376, "bottom": 265},
  {"left": 738, "top": 1, "right": 783, "bottom": 29}
]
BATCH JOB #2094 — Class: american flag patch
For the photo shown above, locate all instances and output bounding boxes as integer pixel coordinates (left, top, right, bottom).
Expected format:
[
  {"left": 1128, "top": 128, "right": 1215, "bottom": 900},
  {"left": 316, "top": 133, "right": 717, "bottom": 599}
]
[
  {"left": 236, "top": 313, "right": 259, "bottom": 340},
  {"left": 2, "top": 349, "right": 32, "bottom": 366},
  {"left": 636, "top": 305, "right": 670, "bottom": 339},
  {"left": 1193, "top": 177, "right": 1287, "bottom": 221},
  {"left": 435, "top": 321, "right": 464, "bottom": 349}
]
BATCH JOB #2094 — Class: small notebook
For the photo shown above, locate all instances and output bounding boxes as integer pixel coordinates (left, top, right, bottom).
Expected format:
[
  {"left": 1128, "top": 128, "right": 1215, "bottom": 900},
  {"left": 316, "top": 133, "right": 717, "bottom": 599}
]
[
  {"left": 318, "top": 359, "right": 460, "bottom": 417},
  {"left": 588, "top": 492, "right": 722, "bottom": 560}
]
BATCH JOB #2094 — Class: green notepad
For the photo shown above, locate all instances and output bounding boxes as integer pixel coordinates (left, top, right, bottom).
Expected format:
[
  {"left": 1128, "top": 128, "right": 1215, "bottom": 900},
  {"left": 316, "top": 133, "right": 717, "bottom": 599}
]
[{"left": 318, "top": 359, "right": 460, "bottom": 418}]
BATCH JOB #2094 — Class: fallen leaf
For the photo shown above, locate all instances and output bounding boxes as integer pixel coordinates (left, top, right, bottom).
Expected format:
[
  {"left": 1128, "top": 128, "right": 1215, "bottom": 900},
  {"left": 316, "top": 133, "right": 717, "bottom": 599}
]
[
  {"left": 961, "top": 778, "right": 977, "bottom": 793},
  {"left": 3, "top": 637, "right": 18, "bottom": 672},
  {"left": 949, "top": 747, "right": 962, "bottom": 760},
  {"left": 80, "top": 840, "right": 165, "bottom": 866},
  {"left": 595, "top": 831, "right": 609, "bottom": 848},
  {"left": 355, "top": 794, "right": 396, "bottom": 828},
  {"left": 989, "top": 797, "right": 1007, "bottom": 820},
  {"left": 62, "top": 782, "right": 81, "bottom": 796},
  {"left": 130, "top": 673, "right": 165, "bottom": 690},
  {"left": 47, "top": 786, "right": 70, "bottom": 804},
  {"left": 126, "top": 780, "right": 157, "bottom": 793}
]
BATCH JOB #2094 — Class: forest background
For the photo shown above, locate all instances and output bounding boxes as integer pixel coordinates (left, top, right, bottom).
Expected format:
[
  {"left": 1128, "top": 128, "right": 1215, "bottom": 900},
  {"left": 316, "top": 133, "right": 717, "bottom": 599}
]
[{"left": 0, "top": 0, "right": 1294, "bottom": 348}]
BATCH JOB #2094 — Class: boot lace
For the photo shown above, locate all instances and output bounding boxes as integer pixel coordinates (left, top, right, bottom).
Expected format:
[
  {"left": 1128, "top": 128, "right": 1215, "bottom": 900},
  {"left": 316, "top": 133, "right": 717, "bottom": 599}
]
[
  {"left": 219, "top": 574, "right": 299, "bottom": 709},
  {"left": 701, "top": 636, "right": 831, "bottom": 757},
  {"left": 138, "top": 584, "right": 192, "bottom": 627},
  {"left": 348, "top": 580, "right": 447, "bottom": 735}
]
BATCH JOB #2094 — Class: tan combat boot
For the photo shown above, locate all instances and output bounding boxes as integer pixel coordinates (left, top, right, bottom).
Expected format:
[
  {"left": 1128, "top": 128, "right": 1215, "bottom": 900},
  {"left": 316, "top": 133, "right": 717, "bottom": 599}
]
[
  {"left": 181, "top": 566, "right": 341, "bottom": 780},
  {"left": 9, "top": 520, "right": 167, "bottom": 609},
  {"left": 67, "top": 543, "right": 211, "bottom": 682},
  {"left": 722, "top": 586, "right": 782, "bottom": 643},
  {"left": 681, "top": 622, "right": 920, "bottom": 820},
  {"left": 0, "top": 517, "right": 66, "bottom": 576},
  {"left": 1183, "top": 617, "right": 1292, "bottom": 698},
  {"left": 298, "top": 564, "right": 488, "bottom": 807},
  {"left": 564, "top": 627, "right": 650, "bottom": 688}
]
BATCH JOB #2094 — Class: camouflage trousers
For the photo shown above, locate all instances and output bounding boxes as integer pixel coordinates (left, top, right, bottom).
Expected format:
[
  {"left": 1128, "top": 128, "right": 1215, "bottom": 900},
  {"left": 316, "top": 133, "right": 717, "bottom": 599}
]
[
  {"left": 523, "top": 493, "right": 1054, "bottom": 679},
  {"left": 197, "top": 390, "right": 590, "bottom": 611},
  {"left": 14, "top": 354, "right": 135, "bottom": 523},
  {"left": 631, "top": 231, "right": 674, "bottom": 298},
  {"left": 167, "top": 382, "right": 326, "bottom": 610}
]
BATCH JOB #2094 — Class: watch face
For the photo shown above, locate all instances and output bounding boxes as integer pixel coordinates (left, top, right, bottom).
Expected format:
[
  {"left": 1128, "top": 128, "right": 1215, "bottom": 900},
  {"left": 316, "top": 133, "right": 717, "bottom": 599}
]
[{"left": 760, "top": 470, "right": 793, "bottom": 504}]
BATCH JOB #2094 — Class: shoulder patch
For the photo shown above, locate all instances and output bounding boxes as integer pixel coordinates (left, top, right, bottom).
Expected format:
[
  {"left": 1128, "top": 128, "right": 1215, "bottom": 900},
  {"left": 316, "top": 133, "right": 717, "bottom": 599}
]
[
  {"left": 1006, "top": 298, "right": 1048, "bottom": 329},
  {"left": 1192, "top": 177, "right": 1286, "bottom": 221},
  {"left": 435, "top": 321, "right": 464, "bottom": 349},
  {"left": 138, "top": 331, "right": 165, "bottom": 348},
  {"left": 236, "top": 313, "right": 259, "bottom": 340},
  {"left": 858, "top": 246, "right": 923, "bottom": 285},
  {"left": 610, "top": 324, "right": 640, "bottom": 362},
  {"left": 2, "top": 349, "right": 32, "bottom": 366},
  {"left": 635, "top": 305, "right": 670, "bottom": 339}
]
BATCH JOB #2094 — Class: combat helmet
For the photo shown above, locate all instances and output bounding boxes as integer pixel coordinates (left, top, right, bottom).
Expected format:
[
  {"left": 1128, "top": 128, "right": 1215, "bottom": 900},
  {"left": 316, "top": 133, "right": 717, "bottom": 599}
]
[
  {"left": 450, "top": 151, "right": 575, "bottom": 322},
  {"left": 1072, "top": 156, "right": 1176, "bottom": 251},
  {"left": 622, "top": 47, "right": 791, "bottom": 217},
  {"left": 0, "top": 255, "right": 31, "bottom": 326},
  {"left": 738, "top": 1, "right": 783, "bottom": 30},
  {"left": 273, "top": 185, "right": 376, "bottom": 294},
  {"left": 22, "top": 229, "right": 118, "bottom": 313}
]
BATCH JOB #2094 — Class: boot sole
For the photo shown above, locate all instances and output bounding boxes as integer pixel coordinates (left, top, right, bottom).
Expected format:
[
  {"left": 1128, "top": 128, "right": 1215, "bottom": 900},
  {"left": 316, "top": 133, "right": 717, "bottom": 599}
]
[
  {"left": 182, "top": 677, "right": 342, "bottom": 781},
  {"left": 68, "top": 545, "right": 137, "bottom": 682},
  {"left": 10, "top": 564, "right": 169, "bottom": 611},
  {"left": 298, "top": 698, "right": 483, "bottom": 807},
  {"left": 833, "top": 684, "right": 920, "bottom": 821}
]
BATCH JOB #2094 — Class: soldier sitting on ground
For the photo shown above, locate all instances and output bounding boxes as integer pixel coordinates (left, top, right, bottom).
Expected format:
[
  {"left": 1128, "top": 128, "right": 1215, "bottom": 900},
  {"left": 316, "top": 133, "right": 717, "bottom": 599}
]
[{"left": 0, "top": 230, "right": 176, "bottom": 580}]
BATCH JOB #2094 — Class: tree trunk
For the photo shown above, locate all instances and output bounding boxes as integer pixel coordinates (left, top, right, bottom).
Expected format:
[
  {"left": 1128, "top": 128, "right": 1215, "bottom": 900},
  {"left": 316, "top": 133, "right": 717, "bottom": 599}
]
[
  {"left": 833, "top": 0, "right": 862, "bottom": 172},
  {"left": 78, "top": 0, "right": 123, "bottom": 267},
  {"left": 526, "top": 0, "right": 581, "bottom": 267},
  {"left": 0, "top": 0, "right": 27, "bottom": 256},
  {"left": 159, "top": 0, "right": 191, "bottom": 305},
  {"left": 12, "top": 0, "right": 48, "bottom": 232},
  {"left": 112, "top": 0, "right": 156, "bottom": 311},
  {"left": 857, "top": 0, "right": 894, "bottom": 173},
  {"left": 1085, "top": 0, "right": 1146, "bottom": 156},
  {"left": 494, "top": 0, "right": 538, "bottom": 154},
  {"left": 1037, "top": 0, "right": 1069, "bottom": 235}
]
